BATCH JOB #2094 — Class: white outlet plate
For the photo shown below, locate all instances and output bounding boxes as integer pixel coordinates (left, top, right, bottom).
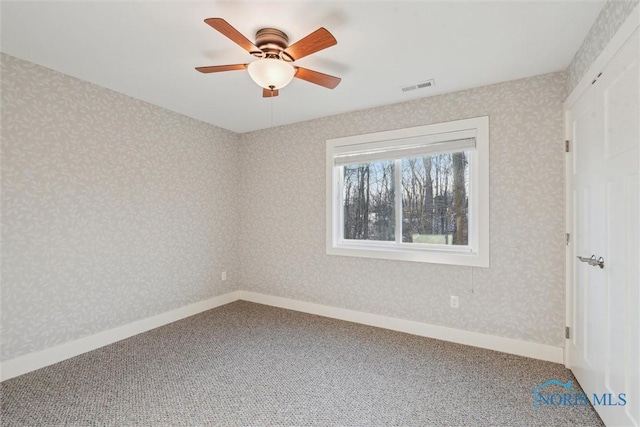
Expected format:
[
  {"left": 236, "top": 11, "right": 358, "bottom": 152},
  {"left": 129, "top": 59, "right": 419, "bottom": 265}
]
[
  {"left": 450, "top": 295, "right": 459, "bottom": 309},
  {"left": 221, "top": 272, "right": 227, "bottom": 281}
]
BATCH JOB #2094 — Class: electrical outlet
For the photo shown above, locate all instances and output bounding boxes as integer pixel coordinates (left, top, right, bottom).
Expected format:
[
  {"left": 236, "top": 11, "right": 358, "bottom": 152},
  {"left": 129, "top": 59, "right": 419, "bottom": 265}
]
[
  {"left": 450, "top": 295, "right": 459, "bottom": 309},
  {"left": 221, "top": 272, "right": 227, "bottom": 281}
]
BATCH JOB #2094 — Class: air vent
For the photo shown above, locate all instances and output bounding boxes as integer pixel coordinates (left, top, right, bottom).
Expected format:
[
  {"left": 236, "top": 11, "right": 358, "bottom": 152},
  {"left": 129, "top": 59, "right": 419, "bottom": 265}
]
[{"left": 401, "top": 79, "right": 435, "bottom": 93}]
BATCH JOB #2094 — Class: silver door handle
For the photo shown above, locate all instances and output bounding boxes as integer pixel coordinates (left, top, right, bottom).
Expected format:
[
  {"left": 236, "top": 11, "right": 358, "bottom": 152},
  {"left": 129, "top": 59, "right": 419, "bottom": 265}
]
[{"left": 577, "top": 255, "right": 605, "bottom": 269}]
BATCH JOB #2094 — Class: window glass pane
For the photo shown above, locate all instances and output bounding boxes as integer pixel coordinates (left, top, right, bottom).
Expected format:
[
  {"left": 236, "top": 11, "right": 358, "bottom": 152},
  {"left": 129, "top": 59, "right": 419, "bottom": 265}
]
[
  {"left": 401, "top": 152, "right": 469, "bottom": 245},
  {"left": 343, "top": 161, "right": 395, "bottom": 241}
]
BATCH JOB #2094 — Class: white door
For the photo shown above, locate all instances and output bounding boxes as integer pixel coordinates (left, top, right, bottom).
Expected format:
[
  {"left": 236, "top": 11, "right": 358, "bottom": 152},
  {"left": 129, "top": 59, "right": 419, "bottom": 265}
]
[
  {"left": 568, "top": 30, "right": 639, "bottom": 427},
  {"left": 568, "top": 75, "right": 605, "bottom": 404}
]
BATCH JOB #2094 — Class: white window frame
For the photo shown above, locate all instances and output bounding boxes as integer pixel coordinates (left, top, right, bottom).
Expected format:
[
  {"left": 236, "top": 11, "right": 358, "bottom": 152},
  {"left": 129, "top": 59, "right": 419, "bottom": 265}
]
[{"left": 326, "top": 116, "right": 490, "bottom": 267}]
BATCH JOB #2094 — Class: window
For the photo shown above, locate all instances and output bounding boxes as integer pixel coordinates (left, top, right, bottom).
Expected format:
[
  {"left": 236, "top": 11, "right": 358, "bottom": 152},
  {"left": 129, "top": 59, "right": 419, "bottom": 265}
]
[{"left": 326, "top": 116, "right": 489, "bottom": 267}]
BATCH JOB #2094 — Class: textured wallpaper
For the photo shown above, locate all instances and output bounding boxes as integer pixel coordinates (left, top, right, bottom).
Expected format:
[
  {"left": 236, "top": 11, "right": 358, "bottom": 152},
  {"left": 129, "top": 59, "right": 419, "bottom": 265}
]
[
  {"left": 1, "top": 54, "right": 241, "bottom": 361},
  {"left": 238, "top": 72, "right": 567, "bottom": 347},
  {"left": 566, "top": 0, "right": 638, "bottom": 94},
  {"left": 4, "top": 8, "right": 616, "bottom": 361}
]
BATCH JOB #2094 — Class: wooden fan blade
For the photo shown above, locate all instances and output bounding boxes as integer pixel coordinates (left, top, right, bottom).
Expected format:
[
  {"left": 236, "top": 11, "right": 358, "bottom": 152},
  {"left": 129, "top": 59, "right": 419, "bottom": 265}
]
[
  {"left": 204, "top": 18, "right": 260, "bottom": 54},
  {"left": 263, "top": 88, "right": 279, "bottom": 98},
  {"left": 195, "top": 64, "right": 248, "bottom": 73},
  {"left": 283, "top": 28, "right": 336, "bottom": 61},
  {"left": 294, "top": 67, "right": 341, "bottom": 89}
]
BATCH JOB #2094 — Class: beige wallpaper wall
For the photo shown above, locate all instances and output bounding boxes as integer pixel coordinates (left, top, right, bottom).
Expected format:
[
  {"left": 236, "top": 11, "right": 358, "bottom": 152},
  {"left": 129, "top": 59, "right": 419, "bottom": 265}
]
[
  {"left": 1, "top": 54, "right": 241, "bottom": 361},
  {"left": 5, "top": 3, "right": 625, "bottom": 360},
  {"left": 238, "top": 72, "right": 567, "bottom": 347},
  {"left": 566, "top": 0, "right": 638, "bottom": 94}
]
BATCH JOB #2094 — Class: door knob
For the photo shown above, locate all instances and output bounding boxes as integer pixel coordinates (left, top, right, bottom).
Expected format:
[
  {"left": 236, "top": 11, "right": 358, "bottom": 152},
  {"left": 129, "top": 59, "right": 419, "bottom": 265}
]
[{"left": 577, "top": 255, "right": 605, "bottom": 269}]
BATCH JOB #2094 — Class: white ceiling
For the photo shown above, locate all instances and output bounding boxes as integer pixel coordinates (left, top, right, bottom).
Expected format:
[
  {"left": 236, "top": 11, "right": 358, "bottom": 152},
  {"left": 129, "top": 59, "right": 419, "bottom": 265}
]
[{"left": 1, "top": 1, "right": 604, "bottom": 133}]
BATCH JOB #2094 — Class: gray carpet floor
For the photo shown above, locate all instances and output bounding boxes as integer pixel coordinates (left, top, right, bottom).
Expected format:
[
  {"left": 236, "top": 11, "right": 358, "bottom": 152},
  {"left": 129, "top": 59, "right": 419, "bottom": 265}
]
[{"left": 1, "top": 301, "right": 604, "bottom": 426}]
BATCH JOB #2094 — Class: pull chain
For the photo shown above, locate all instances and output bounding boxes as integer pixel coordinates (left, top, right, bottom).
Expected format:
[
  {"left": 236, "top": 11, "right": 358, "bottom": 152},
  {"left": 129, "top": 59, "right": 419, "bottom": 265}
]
[
  {"left": 269, "top": 85, "right": 275, "bottom": 128},
  {"left": 470, "top": 266, "right": 474, "bottom": 293}
]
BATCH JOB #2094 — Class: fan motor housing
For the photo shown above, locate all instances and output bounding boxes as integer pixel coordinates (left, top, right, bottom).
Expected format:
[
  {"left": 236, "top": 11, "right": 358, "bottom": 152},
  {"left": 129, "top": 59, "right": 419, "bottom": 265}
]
[{"left": 254, "top": 28, "right": 289, "bottom": 58}]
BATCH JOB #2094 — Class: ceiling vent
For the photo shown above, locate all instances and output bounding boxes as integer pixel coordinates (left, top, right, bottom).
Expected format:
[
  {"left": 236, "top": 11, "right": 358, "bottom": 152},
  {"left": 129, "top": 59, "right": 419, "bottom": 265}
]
[{"left": 401, "top": 79, "right": 435, "bottom": 93}]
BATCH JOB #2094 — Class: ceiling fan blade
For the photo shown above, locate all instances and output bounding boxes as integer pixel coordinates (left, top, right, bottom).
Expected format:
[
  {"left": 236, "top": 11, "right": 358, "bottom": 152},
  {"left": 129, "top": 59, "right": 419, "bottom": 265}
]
[
  {"left": 195, "top": 64, "right": 248, "bottom": 73},
  {"left": 294, "top": 67, "right": 341, "bottom": 89},
  {"left": 283, "top": 28, "right": 336, "bottom": 61},
  {"left": 263, "top": 88, "right": 279, "bottom": 98},
  {"left": 204, "top": 18, "right": 260, "bottom": 54}
]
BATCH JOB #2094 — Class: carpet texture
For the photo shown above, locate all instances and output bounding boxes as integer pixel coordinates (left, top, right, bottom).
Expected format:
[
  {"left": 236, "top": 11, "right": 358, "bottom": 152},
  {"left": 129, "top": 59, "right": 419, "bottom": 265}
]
[{"left": 1, "top": 301, "right": 604, "bottom": 426}]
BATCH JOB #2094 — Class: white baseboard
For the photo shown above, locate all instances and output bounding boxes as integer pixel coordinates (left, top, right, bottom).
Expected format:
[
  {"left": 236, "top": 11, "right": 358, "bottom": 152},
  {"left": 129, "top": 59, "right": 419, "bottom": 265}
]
[
  {"left": 0, "top": 291, "right": 243, "bottom": 381},
  {"left": 1, "top": 289, "right": 563, "bottom": 381},
  {"left": 238, "top": 291, "right": 564, "bottom": 364}
]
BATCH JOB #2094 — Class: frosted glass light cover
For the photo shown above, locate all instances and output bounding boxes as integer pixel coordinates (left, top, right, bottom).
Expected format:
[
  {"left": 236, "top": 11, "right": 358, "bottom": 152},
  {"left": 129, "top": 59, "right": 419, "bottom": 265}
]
[{"left": 247, "top": 59, "right": 296, "bottom": 90}]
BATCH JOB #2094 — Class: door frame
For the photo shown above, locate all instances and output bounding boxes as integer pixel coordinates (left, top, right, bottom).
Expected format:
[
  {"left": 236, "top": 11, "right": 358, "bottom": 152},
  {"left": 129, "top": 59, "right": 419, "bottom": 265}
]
[{"left": 563, "top": 5, "right": 639, "bottom": 368}]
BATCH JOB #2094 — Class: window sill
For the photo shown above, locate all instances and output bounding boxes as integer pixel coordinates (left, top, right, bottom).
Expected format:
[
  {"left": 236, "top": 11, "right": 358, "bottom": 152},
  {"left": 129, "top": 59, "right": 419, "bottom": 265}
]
[{"left": 326, "top": 244, "right": 489, "bottom": 267}]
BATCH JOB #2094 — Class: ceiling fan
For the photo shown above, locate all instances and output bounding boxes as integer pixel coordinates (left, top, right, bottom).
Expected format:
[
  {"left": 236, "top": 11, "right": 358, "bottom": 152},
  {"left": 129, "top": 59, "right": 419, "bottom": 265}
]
[{"left": 196, "top": 18, "right": 341, "bottom": 97}]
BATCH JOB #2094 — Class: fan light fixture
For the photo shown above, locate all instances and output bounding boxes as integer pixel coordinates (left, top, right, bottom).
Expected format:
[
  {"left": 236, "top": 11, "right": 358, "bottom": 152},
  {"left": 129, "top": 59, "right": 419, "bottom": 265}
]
[
  {"left": 195, "top": 19, "right": 341, "bottom": 97},
  {"left": 247, "top": 58, "right": 296, "bottom": 90}
]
